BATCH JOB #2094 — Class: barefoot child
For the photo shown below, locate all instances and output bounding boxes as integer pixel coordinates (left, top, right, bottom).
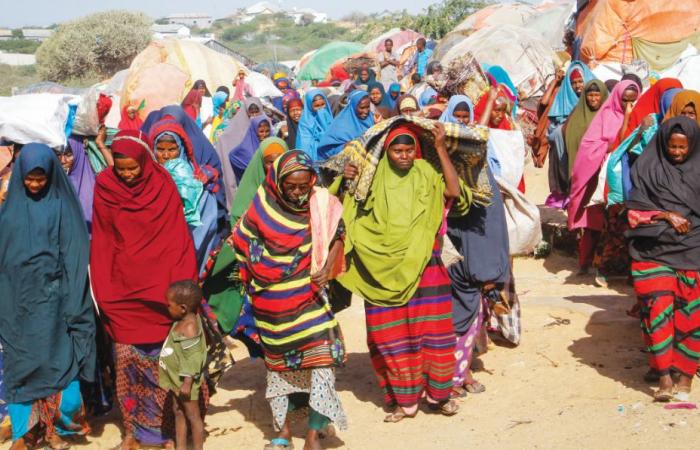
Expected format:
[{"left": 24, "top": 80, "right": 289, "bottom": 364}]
[{"left": 160, "top": 281, "right": 207, "bottom": 450}]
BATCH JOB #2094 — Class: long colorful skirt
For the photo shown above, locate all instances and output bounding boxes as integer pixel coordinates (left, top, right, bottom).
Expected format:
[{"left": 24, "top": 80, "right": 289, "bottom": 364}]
[
  {"left": 364, "top": 245, "right": 456, "bottom": 407},
  {"left": 115, "top": 343, "right": 171, "bottom": 446},
  {"left": 594, "top": 204, "right": 630, "bottom": 276},
  {"left": 8, "top": 380, "right": 89, "bottom": 443},
  {"left": 632, "top": 261, "right": 700, "bottom": 377},
  {"left": 453, "top": 302, "right": 483, "bottom": 387}
]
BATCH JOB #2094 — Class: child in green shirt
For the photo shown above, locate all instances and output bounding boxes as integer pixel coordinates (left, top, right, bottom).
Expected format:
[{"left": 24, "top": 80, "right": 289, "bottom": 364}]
[{"left": 159, "top": 280, "right": 208, "bottom": 450}]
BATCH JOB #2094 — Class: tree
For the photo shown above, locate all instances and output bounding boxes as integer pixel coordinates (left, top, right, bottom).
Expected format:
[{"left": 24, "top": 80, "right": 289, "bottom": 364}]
[
  {"left": 299, "top": 13, "right": 315, "bottom": 27},
  {"left": 36, "top": 10, "right": 151, "bottom": 82},
  {"left": 412, "top": 0, "right": 491, "bottom": 39},
  {"left": 343, "top": 12, "right": 369, "bottom": 28},
  {"left": 11, "top": 29, "right": 24, "bottom": 39}
]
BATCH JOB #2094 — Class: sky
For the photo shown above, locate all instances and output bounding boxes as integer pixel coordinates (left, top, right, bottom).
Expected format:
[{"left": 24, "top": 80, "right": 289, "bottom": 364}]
[{"left": 1, "top": 0, "right": 447, "bottom": 28}]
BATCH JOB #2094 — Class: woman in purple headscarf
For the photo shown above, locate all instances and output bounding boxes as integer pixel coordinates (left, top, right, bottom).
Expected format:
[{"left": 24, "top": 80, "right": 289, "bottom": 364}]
[{"left": 55, "top": 136, "right": 96, "bottom": 232}]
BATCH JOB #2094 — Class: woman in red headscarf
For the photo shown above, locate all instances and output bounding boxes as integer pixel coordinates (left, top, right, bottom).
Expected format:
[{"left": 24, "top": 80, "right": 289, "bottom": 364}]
[
  {"left": 339, "top": 122, "right": 471, "bottom": 423},
  {"left": 181, "top": 89, "right": 203, "bottom": 124},
  {"left": 91, "top": 130, "right": 198, "bottom": 449}
]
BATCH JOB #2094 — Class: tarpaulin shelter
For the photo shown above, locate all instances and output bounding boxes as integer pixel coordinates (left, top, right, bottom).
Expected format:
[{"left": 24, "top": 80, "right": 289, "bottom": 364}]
[
  {"left": 296, "top": 42, "right": 365, "bottom": 80},
  {"left": 121, "top": 39, "right": 281, "bottom": 118},
  {"left": 365, "top": 28, "right": 424, "bottom": 54},
  {"left": 0, "top": 94, "right": 77, "bottom": 148},
  {"left": 576, "top": 0, "right": 700, "bottom": 69},
  {"left": 440, "top": 24, "right": 559, "bottom": 99},
  {"left": 453, "top": 2, "right": 537, "bottom": 34},
  {"left": 525, "top": 1, "right": 575, "bottom": 51}
]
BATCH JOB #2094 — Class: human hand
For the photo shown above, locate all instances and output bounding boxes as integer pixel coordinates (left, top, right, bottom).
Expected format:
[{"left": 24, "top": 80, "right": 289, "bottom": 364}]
[
  {"left": 431, "top": 122, "right": 447, "bottom": 150},
  {"left": 311, "top": 267, "right": 330, "bottom": 288},
  {"left": 96, "top": 125, "right": 106, "bottom": 146},
  {"left": 625, "top": 101, "right": 634, "bottom": 115},
  {"left": 664, "top": 212, "right": 691, "bottom": 234},
  {"left": 555, "top": 68, "right": 565, "bottom": 84},
  {"left": 343, "top": 162, "right": 359, "bottom": 181}
]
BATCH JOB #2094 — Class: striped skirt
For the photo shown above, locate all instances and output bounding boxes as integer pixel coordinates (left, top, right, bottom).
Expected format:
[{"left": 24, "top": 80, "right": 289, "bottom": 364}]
[
  {"left": 632, "top": 261, "right": 700, "bottom": 377},
  {"left": 364, "top": 244, "right": 456, "bottom": 407}
]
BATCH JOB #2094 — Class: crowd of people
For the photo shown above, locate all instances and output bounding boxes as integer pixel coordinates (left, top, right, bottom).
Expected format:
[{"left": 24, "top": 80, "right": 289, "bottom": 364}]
[{"left": 0, "top": 33, "right": 699, "bottom": 450}]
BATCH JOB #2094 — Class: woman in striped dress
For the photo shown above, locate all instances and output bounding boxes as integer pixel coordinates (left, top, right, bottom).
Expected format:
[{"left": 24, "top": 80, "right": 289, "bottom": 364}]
[
  {"left": 339, "top": 122, "right": 471, "bottom": 422},
  {"left": 232, "top": 151, "right": 347, "bottom": 450},
  {"left": 627, "top": 117, "right": 700, "bottom": 401}
]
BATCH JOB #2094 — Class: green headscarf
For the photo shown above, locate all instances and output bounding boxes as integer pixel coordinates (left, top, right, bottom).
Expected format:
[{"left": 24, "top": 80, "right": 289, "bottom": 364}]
[
  {"left": 340, "top": 156, "right": 471, "bottom": 306},
  {"left": 564, "top": 79, "right": 609, "bottom": 175},
  {"left": 205, "top": 137, "right": 288, "bottom": 333}
]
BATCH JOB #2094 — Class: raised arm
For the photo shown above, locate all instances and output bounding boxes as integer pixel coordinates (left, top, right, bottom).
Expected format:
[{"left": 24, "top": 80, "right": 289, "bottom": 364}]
[{"left": 432, "top": 122, "right": 460, "bottom": 199}]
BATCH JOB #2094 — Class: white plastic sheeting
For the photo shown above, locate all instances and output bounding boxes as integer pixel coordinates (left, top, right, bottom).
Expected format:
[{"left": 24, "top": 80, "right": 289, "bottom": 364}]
[{"left": 0, "top": 94, "right": 77, "bottom": 148}]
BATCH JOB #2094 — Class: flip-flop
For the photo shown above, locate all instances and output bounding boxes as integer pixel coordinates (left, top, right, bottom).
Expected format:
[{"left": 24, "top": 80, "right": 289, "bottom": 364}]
[
  {"left": 464, "top": 380, "right": 486, "bottom": 394},
  {"left": 428, "top": 399, "right": 459, "bottom": 416},
  {"left": 384, "top": 406, "right": 417, "bottom": 423},
  {"left": 263, "top": 438, "right": 294, "bottom": 450},
  {"left": 643, "top": 369, "right": 661, "bottom": 383},
  {"left": 450, "top": 386, "right": 468, "bottom": 399},
  {"left": 654, "top": 388, "right": 674, "bottom": 402}
]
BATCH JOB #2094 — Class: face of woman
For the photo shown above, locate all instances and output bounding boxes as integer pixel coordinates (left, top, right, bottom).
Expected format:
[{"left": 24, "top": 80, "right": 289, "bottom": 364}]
[
  {"left": 400, "top": 106, "right": 418, "bottom": 116},
  {"left": 263, "top": 152, "right": 284, "bottom": 172},
  {"left": 667, "top": 133, "right": 690, "bottom": 164},
  {"left": 197, "top": 86, "right": 206, "bottom": 97},
  {"left": 281, "top": 170, "right": 313, "bottom": 206},
  {"left": 369, "top": 88, "right": 383, "bottom": 105},
  {"left": 356, "top": 97, "right": 371, "bottom": 120},
  {"left": 155, "top": 138, "right": 180, "bottom": 165},
  {"left": 114, "top": 157, "right": 143, "bottom": 186},
  {"left": 248, "top": 105, "right": 261, "bottom": 118},
  {"left": 289, "top": 105, "right": 302, "bottom": 123},
  {"left": 571, "top": 76, "right": 585, "bottom": 95},
  {"left": 312, "top": 95, "right": 326, "bottom": 111},
  {"left": 490, "top": 102, "right": 507, "bottom": 127},
  {"left": 360, "top": 70, "right": 369, "bottom": 81},
  {"left": 586, "top": 91, "right": 602, "bottom": 111},
  {"left": 24, "top": 168, "right": 48, "bottom": 195},
  {"left": 682, "top": 104, "right": 697, "bottom": 122},
  {"left": 452, "top": 109, "right": 471, "bottom": 126},
  {"left": 127, "top": 108, "right": 137, "bottom": 120},
  {"left": 257, "top": 122, "right": 271, "bottom": 141},
  {"left": 387, "top": 143, "right": 416, "bottom": 171},
  {"left": 621, "top": 88, "right": 639, "bottom": 109},
  {"left": 56, "top": 150, "right": 75, "bottom": 173}
]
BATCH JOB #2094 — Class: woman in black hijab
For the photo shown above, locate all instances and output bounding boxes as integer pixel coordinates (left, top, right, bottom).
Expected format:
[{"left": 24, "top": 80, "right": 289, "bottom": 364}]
[{"left": 627, "top": 116, "right": 700, "bottom": 402}]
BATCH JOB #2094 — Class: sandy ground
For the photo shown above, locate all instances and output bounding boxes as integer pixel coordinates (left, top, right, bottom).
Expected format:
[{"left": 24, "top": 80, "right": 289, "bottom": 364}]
[{"left": 5, "top": 163, "right": 700, "bottom": 450}]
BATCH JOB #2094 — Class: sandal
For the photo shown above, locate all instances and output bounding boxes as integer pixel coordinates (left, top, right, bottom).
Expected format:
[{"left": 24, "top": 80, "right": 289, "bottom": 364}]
[
  {"left": 383, "top": 406, "right": 417, "bottom": 423},
  {"left": 428, "top": 399, "right": 459, "bottom": 416},
  {"left": 464, "top": 380, "right": 486, "bottom": 394},
  {"left": 264, "top": 438, "right": 294, "bottom": 450},
  {"left": 450, "top": 386, "right": 467, "bottom": 399},
  {"left": 46, "top": 434, "right": 71, "bottom": 450},
  {"left": 653, "top": 387, "right": 674, "bottom": 402}
]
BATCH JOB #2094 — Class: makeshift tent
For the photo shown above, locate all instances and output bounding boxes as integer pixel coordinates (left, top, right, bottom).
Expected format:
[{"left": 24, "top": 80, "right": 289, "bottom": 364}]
[
  {"left": 296, "top": 49, "right": 317, "bottom": 71},
  {"left": 525, "top": 1, "right": 575, "bottom": 51},
  {"left": 453, "top": 2, "right": 537, "bottom": 34},
  {"left": 254, "top": 61, "right": 292, "bottom": 77},
  {"left": 576, "top": 0, "right": 700, "bottom": 68},
  {"left": 296, "top": 42, "right": 365, "bottom": 80},
  {"left": 13, "top": 82, "right": 86, "bottom": 96},
  {"left": 441, "top": 24, "right": 559, "bottom": 99},
  {"left": 121, "top": 40, "right": 281, "bottom": 118},
  {"left": 0, "top": 94, "right": 77, "bottom": 148},
  {"left": 365, "top": 28, "right": 424, "bottom": 54},
  {"left": 432, "top": 32, "right": 469, "bottom": 63}
]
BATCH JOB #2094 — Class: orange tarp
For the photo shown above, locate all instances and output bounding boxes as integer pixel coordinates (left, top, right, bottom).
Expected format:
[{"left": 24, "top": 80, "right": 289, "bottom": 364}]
[{"left": 576, "top": 0, "right": 700, "bottom": 64}]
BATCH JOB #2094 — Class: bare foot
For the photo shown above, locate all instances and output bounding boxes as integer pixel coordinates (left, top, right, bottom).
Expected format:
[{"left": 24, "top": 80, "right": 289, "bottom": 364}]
[
  {"left": 46, "top": 434, "right": 70, "bottom": 450},
  {"left": 9, "top": 437, "right": 28, "bottom": 450},
  {"left": 162, "top": 440, "right": 175, "bottom": 449},
  {"left": 303, "top": 429, "right": 322, "bottom": 450},
  {"left": 111, "top": 434, "right": 140, "bottom": 450}
]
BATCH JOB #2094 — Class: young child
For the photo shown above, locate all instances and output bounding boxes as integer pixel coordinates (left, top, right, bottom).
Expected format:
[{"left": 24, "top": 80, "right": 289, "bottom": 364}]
[{"left": 159, "top": 280, "right": 207, "bottom": 450}]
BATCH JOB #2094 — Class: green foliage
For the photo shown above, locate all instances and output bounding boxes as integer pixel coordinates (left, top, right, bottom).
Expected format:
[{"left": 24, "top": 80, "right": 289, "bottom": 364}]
[
  {"left": 0, "top": 39, "right": 41, "bottom": 54},
  {"left": 213, "top": 16, "right": 356, "bottom": 62},
  {"left": 0, "top": 64, "right": 40, "bottom": 96},
  {"left": 36, "top": 10, "right": 151, "bottom": 82},
  {"left": 11, "top": 29, "right": 24, "bottom": 39},
  {"left": 412, "top": 0, "right": 492, "bottom": 39}
]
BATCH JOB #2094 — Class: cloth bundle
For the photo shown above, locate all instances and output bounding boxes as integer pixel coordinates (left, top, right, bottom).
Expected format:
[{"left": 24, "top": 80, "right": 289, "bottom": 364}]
[
  {"left": 321, "top": 115, "right": 492, "bottom": 207},
  {"left": 444, "top": 52, "right": 491, "bottom": 105}
]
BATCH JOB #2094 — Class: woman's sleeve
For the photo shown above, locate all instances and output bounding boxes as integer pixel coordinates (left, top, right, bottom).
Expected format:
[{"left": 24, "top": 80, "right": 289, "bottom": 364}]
[
  {"left": 450, "top": 178, "right": 473, "bottom": 217},
  {"left": 628, "top": 209, "right": 662, "bottom": 228}
]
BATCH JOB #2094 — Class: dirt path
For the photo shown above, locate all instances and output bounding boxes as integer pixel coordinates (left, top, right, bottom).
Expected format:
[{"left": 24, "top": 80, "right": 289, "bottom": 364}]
[{"left": 5, "top": 163, "right": 699, "bottom": 450}]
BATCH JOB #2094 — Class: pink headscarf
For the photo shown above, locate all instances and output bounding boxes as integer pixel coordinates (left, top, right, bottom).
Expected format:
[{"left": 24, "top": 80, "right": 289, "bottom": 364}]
[{"left": 567, "top": 80, "right": 638, "bottom": 231}]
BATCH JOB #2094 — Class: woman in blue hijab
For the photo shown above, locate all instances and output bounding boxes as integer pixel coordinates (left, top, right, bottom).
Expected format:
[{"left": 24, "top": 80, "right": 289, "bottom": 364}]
[
  {"left": 439, "top": 97, "right": 510, "bottom": 397},
  {"left": 296, "top": 89, "right": 333, "bottom": 161},
  {"left": 0, "top": 144, "right": 95, "bottom": 449},
  {"left": 484, "top": 65, "right": 519, "bottom": 117},
  {"left": 317, "top": 90, "right": 374, "bottom": 162},
  {"left": 548, "top": 61, "right": 595, "bottom": 125},
  {"left": 150, "top": 118, "right": 221, "bottom": 275}
]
